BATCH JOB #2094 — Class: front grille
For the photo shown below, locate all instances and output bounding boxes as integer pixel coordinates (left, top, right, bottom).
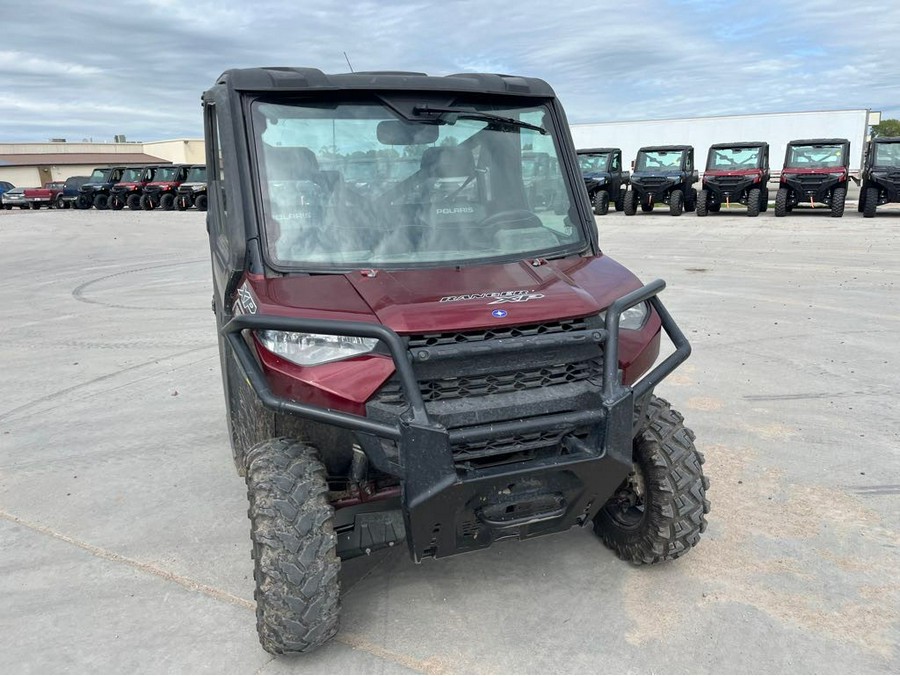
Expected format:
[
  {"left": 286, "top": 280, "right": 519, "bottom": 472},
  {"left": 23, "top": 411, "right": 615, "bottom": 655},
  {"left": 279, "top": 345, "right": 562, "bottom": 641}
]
[
  {"left": 376, "top": 358, "right": 602, "bottom": 404},
  {"left": 453, "top": 428, "right": 589, "bottom": 469},
  {"left": 707, "top": 176, "right": 749, "bottom": 190},
  {"left": 407, "top": 317, "right": 588, "bottom": 348},
  {"left": 792, "top": 174, "right": 829, "bottom": 189},
  {"left": 634, "top": 177, "right": 670, "bottom": 191}
]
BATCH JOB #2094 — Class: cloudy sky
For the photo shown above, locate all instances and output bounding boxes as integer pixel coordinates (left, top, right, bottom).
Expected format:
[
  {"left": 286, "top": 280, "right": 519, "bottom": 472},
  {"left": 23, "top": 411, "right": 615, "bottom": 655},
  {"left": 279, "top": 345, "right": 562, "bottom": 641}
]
[{"left": 1, "top": 0, "right": 897, "bottom": 142}]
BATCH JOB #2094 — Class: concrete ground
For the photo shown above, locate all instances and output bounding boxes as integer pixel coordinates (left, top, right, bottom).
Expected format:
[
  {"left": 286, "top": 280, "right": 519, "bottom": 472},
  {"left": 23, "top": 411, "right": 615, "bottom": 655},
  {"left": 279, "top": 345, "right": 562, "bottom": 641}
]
[{"left": 0, "top": 204, "right": 897, "bottom": 674}]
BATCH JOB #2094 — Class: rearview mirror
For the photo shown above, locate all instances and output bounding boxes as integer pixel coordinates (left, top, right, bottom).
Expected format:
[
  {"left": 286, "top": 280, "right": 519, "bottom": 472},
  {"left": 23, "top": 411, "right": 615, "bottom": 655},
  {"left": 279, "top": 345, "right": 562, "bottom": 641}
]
[{"left": 377, "top": 120, "right": 440, "bottom": 145}]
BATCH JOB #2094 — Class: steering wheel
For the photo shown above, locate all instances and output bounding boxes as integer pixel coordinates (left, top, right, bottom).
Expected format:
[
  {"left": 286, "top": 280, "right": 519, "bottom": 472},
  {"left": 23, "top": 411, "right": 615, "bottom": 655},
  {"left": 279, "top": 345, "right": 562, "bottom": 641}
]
[{"left": 479, "top": 209, "right": 542, "bottom": 230}]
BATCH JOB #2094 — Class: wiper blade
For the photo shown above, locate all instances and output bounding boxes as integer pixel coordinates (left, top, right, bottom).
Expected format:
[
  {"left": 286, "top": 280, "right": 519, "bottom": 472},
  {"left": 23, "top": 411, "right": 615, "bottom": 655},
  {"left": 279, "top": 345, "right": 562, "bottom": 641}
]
[{"left": 412, "top": 105, "right": 547, "bottom": 135}]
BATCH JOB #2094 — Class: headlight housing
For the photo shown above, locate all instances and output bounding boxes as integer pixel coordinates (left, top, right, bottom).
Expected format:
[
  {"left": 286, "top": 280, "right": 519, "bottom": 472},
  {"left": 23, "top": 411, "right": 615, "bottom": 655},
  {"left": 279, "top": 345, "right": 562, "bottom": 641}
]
[
  {"left": 600, "top": 301, "right": 649, "bottom": 331},
  {"left": 257, "top": 331, "right": 378, "bottom": 366}
]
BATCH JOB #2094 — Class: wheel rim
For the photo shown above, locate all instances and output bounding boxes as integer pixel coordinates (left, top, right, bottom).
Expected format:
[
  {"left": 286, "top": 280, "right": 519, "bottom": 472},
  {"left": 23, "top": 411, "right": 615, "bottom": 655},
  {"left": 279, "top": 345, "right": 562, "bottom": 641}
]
[{"left": 603, "top": 463, "right": 647, "bottom": 530}]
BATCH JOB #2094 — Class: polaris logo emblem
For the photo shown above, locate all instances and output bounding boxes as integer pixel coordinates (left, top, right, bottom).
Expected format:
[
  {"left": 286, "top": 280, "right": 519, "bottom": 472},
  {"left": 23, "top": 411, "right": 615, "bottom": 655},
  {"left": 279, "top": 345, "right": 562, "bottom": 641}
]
[
  {"left": 491, "top": 309, "right": 508, "bottom": 318},
  {"left": 435, "top": 206, "right": 475, "bottom": 215}
]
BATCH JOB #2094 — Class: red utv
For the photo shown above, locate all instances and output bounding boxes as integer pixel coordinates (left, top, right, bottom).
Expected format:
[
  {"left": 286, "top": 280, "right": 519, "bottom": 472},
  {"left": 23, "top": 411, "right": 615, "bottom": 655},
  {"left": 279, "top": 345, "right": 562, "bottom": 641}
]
[
  {"left": 775, "top": 138, "right": 850, "bottom": 217},
  {"left": 697, "top": 142, "right": 770, "bottom": 216},
  {"left": 203, "top": 67, "right": 710, "bottom": 654},
  {"left": 139, "top": 164, "right": 191, "bottom": 210},
  {"left": 109, "top": 166, "right": 160, "bottom": 210}
]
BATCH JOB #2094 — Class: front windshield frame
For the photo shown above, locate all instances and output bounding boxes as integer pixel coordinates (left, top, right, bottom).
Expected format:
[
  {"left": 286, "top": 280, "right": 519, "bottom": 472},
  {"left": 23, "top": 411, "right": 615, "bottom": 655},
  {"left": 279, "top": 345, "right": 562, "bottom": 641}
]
[
  {"left": 186, "top": 166, "right": 207, "bottom": 182},
  {"left": 120, "top": 168, "right": 144, "bottom": 182},
  {"left": 707, "top": 146, "right": 761, "bottom": 170},
  {"left": 154, "top": 167, "right": 180, "bottom": 182},
  {"left": 89, "top": 169, "right": 109, "bottom": 182},
  {"left": 873, "top": 142, "right": 900, "bottom": 167},
  {"left": 578, "top": 152, "right": 610, "bottom": 173},
  {"left": 635, "top": 149, "right": 685, "bottom": 172},
  {"left": 786, "top": 144, "right": 846, "bottom": 169},
  {"left": 247, "top": 95, "right": 589, "bottom": 273}
]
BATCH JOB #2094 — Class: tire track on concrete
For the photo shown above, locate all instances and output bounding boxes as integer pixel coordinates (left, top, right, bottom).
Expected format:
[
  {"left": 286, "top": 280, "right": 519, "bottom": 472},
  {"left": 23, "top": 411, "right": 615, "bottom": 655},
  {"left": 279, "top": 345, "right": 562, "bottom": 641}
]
[
  {"left": 0, "top": 345, "right": 215, "bottom": 424},
  {"left": 71, "top": 258, "right": 206, "bottom": 311},
  {"left": 0, "top": 509, "right": 452, "bottom": 675}
]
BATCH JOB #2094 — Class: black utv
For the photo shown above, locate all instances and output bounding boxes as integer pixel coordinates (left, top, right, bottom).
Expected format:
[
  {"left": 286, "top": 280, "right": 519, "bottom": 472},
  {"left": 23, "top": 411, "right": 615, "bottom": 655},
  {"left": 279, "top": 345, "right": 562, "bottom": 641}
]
[
  {"left": 858, "top": 136, "right": 900, "bottom": 218},
  {"left": 577, "top": 148, "right": 629, "bottom": 215},
  {"left": 203, "top": 67, "right": 709, "bottom": 655},
  {"left": 775, "top": 138, "right": 850, "bottom": 217},
  {"left": 625, "top": 145, "right": 698, "bottom": 216},
  {"left": 175, "top": 165, "right": 208, "bottom": 211},
  {"left": 697, "top": 142, "right": 769, "bottom": 217},
  {"left": 76, "top": 166, "right": 127, "bottom": 209}
]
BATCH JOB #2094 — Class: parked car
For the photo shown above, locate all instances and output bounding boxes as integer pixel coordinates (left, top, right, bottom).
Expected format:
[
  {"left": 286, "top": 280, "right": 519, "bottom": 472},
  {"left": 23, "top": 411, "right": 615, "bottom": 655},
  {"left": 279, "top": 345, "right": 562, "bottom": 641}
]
[
  {"left": 625, "top": 145, "right": 698, "bottom": 216},
  {"left": 858, "top": 136, "right": 900, "bottom": 218},
  {"left": 2, "top": 187, "right": 29, "bottom": 210},
  {"left": 775, "top": 138, "right": 850, "bottom": 217},
  {"left": 577, "top": 147, "right": 629, "bottom": 215},
  {"left": 697, "top": 142, "right": 770, "bottom": 217},
  {"left": 24, "top": 182, "right": 66, "bottom": 209},
  {"left": 56, "top": 176, "right": 90, "bottom": 209}
]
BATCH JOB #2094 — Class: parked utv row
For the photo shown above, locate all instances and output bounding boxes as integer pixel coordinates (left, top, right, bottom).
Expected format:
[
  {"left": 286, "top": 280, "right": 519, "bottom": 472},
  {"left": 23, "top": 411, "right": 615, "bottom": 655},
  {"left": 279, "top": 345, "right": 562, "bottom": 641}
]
[
  {"left": 577, "top": 136, "right": 900, "bottom": 218},
  {"left": 77, "top": 164, "right": 208, "bottom": 211}
]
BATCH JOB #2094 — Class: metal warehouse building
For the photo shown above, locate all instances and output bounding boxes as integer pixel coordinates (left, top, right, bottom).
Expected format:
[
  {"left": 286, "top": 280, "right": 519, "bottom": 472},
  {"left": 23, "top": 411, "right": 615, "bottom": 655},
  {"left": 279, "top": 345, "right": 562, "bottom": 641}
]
[{"left": 0, "top": 139, "right": 205, "bottom": 188}]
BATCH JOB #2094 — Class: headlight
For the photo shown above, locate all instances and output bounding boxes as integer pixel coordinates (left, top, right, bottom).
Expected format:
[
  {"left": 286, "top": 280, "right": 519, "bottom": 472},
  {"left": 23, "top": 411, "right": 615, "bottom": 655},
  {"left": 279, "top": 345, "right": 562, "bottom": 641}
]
[
  {"left": 599, "top": 301, "right": 649, "bottom": 331},
  {"left": 257, "top": 330, "right": 378, "bottom": 366},
  {"left": 828, "top": 172, "right": 845, "bottom": 178}
]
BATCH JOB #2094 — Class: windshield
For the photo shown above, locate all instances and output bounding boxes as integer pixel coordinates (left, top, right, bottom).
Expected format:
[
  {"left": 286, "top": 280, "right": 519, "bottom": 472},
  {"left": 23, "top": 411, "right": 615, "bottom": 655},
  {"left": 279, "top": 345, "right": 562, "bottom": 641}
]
[
  {"left": 89, "top": 169, "right": 109, "bottom": 182},
  {"left": 186, "top": 166, "right": 207, "bottom": 182},
  {"left": 120, "top": 168, "right": 143, "bottom": 182},
  {"left": 786, "top": 144, "right": 845, "bottom": 168},
  {"left": 578, "top": 153, "right": 609, "bottom": 173},
  {"left": 251, "top": 98, "right": 582, "bottom": 269},
  {"left": 154, "top": 167, "right": 181, "bottom": 182},
  {"left": 708, "top": 147, "right": 760, "bottom": 170},
  {"left": 635, "top": 150, "right": 684, "bottom": 171},
  {"left": 873, "top": 142, "right": 900, "bottom": 167}
]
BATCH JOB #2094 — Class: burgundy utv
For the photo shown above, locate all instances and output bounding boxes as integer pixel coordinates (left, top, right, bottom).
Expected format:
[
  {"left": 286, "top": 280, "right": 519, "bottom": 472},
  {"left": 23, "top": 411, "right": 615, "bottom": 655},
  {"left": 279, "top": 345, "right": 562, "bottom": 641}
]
[{"left": 202, "top": 67, "right": 710, "bottom": 654}]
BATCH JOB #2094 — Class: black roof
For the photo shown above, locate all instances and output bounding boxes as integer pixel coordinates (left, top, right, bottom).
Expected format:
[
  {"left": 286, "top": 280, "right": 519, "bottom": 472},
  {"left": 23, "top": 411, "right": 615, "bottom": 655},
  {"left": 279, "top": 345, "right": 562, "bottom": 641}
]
[
  {"left": 213, "top": 67, "right": 555, "bottom": 98},
  {"left": 709, "top": 141, "right": 768, "bottom": 150},
  {"left": 577, "top": 147, "right": 620, "bottom": 154},
  {"left": 872, "top": 136, "right": 900, "bottom": 143},
  {"left": 787, "top": 138, "right": 850, "bottom": 146},
  {"left": 637, "top": 145, "right": 692, "bottom": 152}
]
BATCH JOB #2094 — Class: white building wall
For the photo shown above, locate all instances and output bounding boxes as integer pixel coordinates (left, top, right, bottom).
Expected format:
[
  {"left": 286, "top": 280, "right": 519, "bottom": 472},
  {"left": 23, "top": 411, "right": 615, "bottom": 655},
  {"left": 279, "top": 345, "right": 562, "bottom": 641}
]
[{"left": 570, "top": 110, "right": 872, "bottom": 173}]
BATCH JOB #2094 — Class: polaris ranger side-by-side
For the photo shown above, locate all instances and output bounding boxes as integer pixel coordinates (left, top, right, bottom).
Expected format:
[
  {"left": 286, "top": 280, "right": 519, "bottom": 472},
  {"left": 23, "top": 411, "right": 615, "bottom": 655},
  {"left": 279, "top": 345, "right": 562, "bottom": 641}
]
[
  {"left": 140, "top": 164, "right": 191, "bottom": 210},
  {"left": 77, "top": 166, "right": 127, "bottom": 209},
  {"left": 109, "top": 166, "right": 160, "bottom": 210},
  {"left": 775, "top": 138, "right": 850, "bottom": 217},
  {"left": 858, "top": 136, "right": 900, "bottom": 218},
  {"left": 577, "top": 148, "right": 629, "bottom": 215},
  {"left": 175, "top": 165, "right": 208, "bottom": 210},
  {"left": 203, "top": 67, "right": 709, "bottom": 655},
  {"left": 625, "top": 145, "right": 698, "bottom": 216},
  {"left": 697, "top": 142, "right": 769, "bottom": 217}
]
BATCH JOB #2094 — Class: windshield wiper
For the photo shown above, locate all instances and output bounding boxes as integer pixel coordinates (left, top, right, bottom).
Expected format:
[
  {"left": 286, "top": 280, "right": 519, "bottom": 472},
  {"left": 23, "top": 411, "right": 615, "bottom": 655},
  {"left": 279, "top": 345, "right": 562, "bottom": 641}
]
[{"left": 411, "top": 105, "right": 547, "bottom": 135}]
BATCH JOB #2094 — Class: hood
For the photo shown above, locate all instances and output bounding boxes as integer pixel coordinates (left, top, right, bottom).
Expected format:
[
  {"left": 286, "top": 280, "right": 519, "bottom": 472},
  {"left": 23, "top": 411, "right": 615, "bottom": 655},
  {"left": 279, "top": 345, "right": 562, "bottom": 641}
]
[{"left": 248, "top": 254, "right": 643, "bottom": 334}]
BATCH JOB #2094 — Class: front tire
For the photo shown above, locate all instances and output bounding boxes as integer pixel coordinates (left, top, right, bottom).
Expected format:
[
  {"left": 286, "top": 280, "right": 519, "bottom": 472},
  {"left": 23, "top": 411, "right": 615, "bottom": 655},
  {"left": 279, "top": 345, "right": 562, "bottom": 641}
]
[
  {"left": 110, "top": 195, "right": 125, "bottom": 210},
  {"left": 696, "top": 188, "right": 709, "bottom": 217},
  {"left": 863, "top": 186, "right": 878, "bottom": 218},
  {"left": 127, "top": 194, "right": 142, "bottom": 210},
  {"left": 195, "top": 194, "right": 208, "bottom": 211},
  {"left": 593, "top": 190, "right": 610, "bottom": 216},
  {"left": 669, "top": 189, "right": 684, "bottom": 216},
  {"left": 614, "top": 189, "right": 625, "bottom": 212},
  {"left": 623, "top": 190, "right": 637, "bottom": 216},
  {"left": 775, "top": 187, "right": 789, "bottom": 217},
  {"left": 140, "top": 194, "right": 156, "bottom": 210},
  {"left": 55, "top": 195, "right": 67, "bottom": 209},
  {"left": 831, "top": 186, "right": 846, "bottom": 218},
  {"left": 593, "top": 396, "right": 709, "bottom": 564},
  {"left": 684, "top": 188, "right": 697, "bottom": 212},
  {"left": 246, "top": 438, "right": 341, "bottom": 654},
  {"left": 746, "top": 187, "right": 761, "bottom": 217},
  {"left": 93, "top": 194, "right": 109, "bottom": 210},
  {"left": 159, "top": 193, "right": 175, "bottom": 211}
]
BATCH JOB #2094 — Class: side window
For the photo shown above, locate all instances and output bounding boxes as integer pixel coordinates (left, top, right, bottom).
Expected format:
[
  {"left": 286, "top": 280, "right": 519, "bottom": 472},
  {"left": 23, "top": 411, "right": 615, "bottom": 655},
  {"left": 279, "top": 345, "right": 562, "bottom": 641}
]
[
  {"left": 611, "top": 153, "right": 620, "bottom": 171},
  {"left": 205, "top": 104, "right": 228, "bottom": 256},
  {"left": 685, "top": 153, "right": 693, "bottom": 172}
]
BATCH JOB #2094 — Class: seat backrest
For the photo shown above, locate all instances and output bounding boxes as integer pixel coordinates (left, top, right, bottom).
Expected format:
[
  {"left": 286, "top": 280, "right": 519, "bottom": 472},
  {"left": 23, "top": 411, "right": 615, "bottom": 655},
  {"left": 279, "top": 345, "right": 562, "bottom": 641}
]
[
  {"left": 262, "top": 145, "right": 320, "bottom": 181},
  {"left": 420, "top": 146, "right": 475, "bottom": 178}
]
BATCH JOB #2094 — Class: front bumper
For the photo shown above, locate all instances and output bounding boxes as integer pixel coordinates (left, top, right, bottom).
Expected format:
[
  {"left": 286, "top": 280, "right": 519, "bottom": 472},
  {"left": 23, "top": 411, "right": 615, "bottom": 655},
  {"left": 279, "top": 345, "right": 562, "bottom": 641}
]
[
  {"left": 222, "top": 280, "right": 690, "bottom": 561},
  {"left": 704, "top": 176, "right": 757, "bottom": 199},
  {"left": 782, "top": 174, "right": 842, "bottom": 203}
]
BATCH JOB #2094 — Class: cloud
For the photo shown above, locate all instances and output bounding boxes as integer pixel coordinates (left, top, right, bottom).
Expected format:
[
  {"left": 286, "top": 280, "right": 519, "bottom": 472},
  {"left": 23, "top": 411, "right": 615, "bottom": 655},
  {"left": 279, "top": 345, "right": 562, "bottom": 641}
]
[{"left": 0, "top": 0, "right": 896, "bottom": 142}]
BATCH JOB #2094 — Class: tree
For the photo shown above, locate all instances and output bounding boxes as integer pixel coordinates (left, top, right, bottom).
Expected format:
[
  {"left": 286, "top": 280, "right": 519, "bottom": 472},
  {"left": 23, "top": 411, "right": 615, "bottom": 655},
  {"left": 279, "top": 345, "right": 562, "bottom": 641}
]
[{"left": 871, "top": 118, "right": 900, "bottom": 138}]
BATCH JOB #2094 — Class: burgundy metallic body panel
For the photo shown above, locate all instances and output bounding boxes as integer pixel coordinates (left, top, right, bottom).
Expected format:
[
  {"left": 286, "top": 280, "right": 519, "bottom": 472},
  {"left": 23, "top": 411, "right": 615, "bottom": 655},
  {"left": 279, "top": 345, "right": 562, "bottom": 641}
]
[{"left": 241, "top": 253, "right": 662, "bottom": 414}]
